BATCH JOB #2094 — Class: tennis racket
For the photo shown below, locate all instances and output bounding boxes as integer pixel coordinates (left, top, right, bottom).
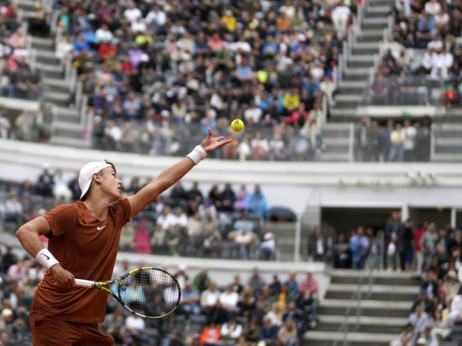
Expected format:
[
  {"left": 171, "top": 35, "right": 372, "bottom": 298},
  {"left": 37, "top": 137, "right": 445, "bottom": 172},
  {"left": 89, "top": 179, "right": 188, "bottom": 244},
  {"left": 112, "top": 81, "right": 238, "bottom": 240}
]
[{"left": 75, "top": 267, "right": 181, "bottom": 319}]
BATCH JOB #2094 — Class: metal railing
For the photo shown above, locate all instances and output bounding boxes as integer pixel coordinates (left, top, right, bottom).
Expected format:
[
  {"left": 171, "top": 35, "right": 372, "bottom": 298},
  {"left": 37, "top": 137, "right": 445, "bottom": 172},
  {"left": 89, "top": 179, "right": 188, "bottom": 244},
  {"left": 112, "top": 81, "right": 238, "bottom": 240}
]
[{"left": 332, "top": 230, "right": 384, "bottom": 346}]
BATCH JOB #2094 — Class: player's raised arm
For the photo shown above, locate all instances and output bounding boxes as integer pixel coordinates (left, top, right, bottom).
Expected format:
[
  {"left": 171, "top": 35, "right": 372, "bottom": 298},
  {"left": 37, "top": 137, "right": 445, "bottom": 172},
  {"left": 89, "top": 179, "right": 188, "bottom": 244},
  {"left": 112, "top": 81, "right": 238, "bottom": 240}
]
[{"left": 127, "top": 128, "right": 232, "bottom": 218}]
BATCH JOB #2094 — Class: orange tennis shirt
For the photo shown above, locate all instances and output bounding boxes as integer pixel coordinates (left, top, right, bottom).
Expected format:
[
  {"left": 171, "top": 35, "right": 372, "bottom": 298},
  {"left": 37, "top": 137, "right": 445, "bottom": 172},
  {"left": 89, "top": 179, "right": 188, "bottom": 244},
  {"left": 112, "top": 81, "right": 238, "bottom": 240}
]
[{"left": 30, "top": 198, "right": 131, "bottom": 323}]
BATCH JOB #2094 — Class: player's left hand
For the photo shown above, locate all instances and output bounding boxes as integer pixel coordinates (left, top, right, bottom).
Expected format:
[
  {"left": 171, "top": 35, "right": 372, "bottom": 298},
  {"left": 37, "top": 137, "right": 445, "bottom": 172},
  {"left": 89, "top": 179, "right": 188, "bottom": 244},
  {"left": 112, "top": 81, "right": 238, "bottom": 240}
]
[{"left": 200, "top": 128, "right": 233, "bottom": 154}]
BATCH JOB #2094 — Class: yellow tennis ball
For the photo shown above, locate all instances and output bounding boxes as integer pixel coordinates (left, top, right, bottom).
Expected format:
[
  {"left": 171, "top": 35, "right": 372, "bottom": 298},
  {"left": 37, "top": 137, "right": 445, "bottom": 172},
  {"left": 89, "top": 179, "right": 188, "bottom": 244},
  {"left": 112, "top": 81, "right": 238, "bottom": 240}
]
[{"left": 231, "top": 119, "right": 244, "bottom": 132}]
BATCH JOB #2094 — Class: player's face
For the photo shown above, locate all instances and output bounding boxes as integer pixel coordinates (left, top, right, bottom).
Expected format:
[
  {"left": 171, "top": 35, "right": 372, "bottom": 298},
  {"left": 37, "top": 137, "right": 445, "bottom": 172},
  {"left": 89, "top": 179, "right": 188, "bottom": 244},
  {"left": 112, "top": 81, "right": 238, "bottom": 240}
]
[{"left": 100, "top": 167, "right": 123, "bottom": 200}]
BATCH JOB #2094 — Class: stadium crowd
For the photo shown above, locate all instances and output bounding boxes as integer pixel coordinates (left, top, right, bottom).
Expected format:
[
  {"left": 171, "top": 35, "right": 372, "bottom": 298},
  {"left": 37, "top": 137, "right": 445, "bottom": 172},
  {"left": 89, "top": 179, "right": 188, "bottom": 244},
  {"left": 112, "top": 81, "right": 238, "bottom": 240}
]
[
  {"left": 0, "top": 1, "right": 42, "bottom": 101},
  {"left": 368, "top": 0, "right": 462, "bottom": 106}
]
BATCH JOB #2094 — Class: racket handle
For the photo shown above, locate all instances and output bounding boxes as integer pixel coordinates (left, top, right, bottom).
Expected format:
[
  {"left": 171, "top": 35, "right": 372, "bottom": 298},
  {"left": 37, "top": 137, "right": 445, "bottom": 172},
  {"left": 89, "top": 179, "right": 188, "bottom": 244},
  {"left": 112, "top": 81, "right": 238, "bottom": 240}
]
[{"left": 75, "top": 279, "right": 95, "bottom": 288}]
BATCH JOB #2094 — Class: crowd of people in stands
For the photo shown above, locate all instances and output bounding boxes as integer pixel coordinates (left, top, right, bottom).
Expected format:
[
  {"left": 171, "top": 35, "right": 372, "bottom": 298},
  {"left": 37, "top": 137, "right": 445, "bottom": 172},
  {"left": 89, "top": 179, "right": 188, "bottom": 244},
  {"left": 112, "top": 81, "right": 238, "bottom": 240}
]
[
  {"left": 0, "top": 164, "right": 279, "bottom": 262},
  {"left": 0, "top": 1, "right": 42, "bottom": 100},
  {"left": 0, "top": 241, "right": 321, "bottom": 346},
  {"left": 354, "top": 116, "right": 431, "bottom": 162},
  {"left": 369, "top": 0, "right": 462, "bottom": 106}
]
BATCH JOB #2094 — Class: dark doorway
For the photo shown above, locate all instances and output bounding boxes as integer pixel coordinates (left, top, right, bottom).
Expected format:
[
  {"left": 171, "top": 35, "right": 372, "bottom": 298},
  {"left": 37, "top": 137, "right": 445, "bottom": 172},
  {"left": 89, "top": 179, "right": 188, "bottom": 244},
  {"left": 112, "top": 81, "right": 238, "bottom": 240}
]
[
  {"left": 409, "top": 207, "right": 451, "bottom": 229},
  {"left": 321, "top": 207, "right": 398, "bottom": 235}
]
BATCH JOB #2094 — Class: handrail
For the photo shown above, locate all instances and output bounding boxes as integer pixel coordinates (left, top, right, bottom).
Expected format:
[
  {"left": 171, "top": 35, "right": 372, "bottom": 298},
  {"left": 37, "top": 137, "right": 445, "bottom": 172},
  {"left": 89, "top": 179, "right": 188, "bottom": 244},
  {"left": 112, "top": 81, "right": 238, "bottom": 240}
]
[{"left": 348, "top": 123, "right": 355, "bottom": 162}]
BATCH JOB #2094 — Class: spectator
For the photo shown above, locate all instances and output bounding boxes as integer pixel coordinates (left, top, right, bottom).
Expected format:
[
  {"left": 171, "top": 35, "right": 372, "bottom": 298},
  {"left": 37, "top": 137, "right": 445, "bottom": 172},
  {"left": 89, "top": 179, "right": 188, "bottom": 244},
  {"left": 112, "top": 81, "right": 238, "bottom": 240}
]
[
  {"left": 219, "top": 285, "right": 239, "bottom": 313},
  {"left": 232, "top": 227, "right": 255, "bottom": 259},
  {"left": 200, "top": 321, "right": 221, "bottom": 346},
  {"left": 133, "top": 220, "right": 151, "bottom": 254},
  {"left": 181, "top": 282, "right": 201, "bottom": 316},
  {"left": 260, "top": 224, "right": 277, "bottom": 261},
  {"left": 259, "top": 316, "right": 279, "bottom": 345},
  {"left": 200, "top": 282, "right": 221, "bottom": 313},
  {"left": 193, "top": 269, "right": 212, "bottom": 294},
  {"left": 248, "top": 267, "right": 266, "bottom": 298},
  {"left": 247, "top": 184, "right": 268, "bottom": 219},
  {"left": 220, "top": 315, "right": 242, "bottom": 344},
  {"left": 298, "top": 272, "right": 318, "bottom": 297}
]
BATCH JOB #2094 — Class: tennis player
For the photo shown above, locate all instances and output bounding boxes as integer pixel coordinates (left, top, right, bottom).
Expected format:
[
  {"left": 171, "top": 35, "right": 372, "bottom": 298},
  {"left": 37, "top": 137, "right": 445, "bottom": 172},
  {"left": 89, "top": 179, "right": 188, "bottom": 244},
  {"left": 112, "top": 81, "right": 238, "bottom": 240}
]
[{"left": 16, "top": 129, "right": 231, "bottom": 345}]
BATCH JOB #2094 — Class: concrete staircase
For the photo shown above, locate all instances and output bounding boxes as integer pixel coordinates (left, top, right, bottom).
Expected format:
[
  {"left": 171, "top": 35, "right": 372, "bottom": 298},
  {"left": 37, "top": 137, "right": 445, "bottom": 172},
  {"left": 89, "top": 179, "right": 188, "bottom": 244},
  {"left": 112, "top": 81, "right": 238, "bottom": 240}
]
[
  {"left": 303, "top": 270, "right": 420, "bottom": 346},
  {"left": 14, "top": 0, "right": 91, "bottom": 148},
  {"left": 318, "top": 123, "right": 354, "bottom": 162},
  {"left": 432, "top": 108, "right": 462, "bottom": 161},
  {"left": 331, "top": 0, "right": 394, "bottom": 122}
]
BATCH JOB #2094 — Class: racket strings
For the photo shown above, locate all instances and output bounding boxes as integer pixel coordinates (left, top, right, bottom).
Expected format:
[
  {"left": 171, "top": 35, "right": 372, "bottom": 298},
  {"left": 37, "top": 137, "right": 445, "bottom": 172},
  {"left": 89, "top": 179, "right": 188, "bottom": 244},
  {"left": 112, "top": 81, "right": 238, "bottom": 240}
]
[{"left": 119, "top": 268, "right": 180, "bottom": 318}]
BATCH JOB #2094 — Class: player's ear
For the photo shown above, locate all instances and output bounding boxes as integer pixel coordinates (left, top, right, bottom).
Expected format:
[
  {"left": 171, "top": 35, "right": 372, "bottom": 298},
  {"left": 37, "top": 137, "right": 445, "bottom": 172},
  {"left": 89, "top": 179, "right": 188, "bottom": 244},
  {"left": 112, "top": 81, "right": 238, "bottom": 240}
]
[{"left": 93, "top": 173, "right": 102, "bottom": 184}]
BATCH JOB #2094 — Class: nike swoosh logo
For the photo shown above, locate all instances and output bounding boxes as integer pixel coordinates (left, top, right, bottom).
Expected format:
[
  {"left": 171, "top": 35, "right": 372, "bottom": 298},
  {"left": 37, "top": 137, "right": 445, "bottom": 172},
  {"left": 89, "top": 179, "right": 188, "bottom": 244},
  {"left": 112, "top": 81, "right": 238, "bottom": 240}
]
[
  {"left": 40, "top": 253, "right": 50, "bottom": 260},
  {"left": 97, "top": 226, "right": 107, "bottom": 231}
]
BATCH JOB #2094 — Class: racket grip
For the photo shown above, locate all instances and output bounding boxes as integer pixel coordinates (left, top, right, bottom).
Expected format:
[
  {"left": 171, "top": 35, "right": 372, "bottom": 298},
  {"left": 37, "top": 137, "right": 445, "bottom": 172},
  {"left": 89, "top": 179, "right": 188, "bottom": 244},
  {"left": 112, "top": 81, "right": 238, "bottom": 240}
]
[{"left": 75, "top": 279, "right": 95, "bottom": 288}]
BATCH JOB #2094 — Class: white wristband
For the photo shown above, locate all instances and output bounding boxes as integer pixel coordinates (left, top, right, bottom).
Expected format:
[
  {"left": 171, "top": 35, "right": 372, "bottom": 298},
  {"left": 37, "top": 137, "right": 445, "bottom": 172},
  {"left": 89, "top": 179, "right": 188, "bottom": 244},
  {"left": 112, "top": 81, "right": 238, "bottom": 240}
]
[
  {"left": 36, "top": 248, "right": 59, "bottom": 269},
  {"left": 187, "top": 145, "right": 208, "bottom": 165}
]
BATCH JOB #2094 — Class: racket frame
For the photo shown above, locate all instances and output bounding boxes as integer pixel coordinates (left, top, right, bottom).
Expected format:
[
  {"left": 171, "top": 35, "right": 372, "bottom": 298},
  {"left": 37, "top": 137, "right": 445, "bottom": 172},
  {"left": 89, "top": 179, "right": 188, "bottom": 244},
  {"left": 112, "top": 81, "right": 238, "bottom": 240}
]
[{"left": 75, "top": 266, "right": 181, "bottom": 319}]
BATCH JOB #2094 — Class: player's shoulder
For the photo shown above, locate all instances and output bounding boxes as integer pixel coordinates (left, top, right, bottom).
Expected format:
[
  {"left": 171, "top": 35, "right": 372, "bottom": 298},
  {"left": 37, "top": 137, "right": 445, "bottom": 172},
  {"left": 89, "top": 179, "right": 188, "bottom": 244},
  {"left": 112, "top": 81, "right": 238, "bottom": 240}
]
[{"left": 48, "top": 201, "right": 80, "bottom": 215}]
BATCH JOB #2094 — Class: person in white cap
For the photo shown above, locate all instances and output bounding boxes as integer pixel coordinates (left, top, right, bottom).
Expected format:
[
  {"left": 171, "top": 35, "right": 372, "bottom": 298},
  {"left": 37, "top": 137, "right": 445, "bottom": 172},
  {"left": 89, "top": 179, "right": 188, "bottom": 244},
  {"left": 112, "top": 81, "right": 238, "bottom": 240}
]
[{"left": 15, "top": 128, "right": 231, "bottom": 346}]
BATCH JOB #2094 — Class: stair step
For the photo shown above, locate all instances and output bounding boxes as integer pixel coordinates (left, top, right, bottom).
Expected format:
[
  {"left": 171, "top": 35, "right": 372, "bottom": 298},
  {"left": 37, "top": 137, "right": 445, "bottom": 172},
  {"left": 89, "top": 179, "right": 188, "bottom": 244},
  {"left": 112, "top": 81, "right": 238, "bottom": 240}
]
[
  {"left": 36, "top": 63, "right": 63, "bottom": 73},
  {"left": 42, "top": 78, "right": 69, "bottom": 88},
  {"left": 321, "top": 298, "right": 412, "bottom": 309},
  {"left": 50, "top": 136, "right": 91, "bottom": 148},
  {"left": 327, "top": 283, "right": 419, "bottom": 294},
  {"left": 317, "top": 153, "right": 349, "bottom": 161},
  {"left": 330, "top": 107, "right": 358, "bottom": 120},
  {"left": 366, "top": 5, "right": 392, "bottom": 13},
  {"left": 431, "top": 154, "right": 462, "bottom": 162},
  {"left": 316, "top": 322, "right": 402, "bottom": 334},
  {"left": 303, "top": 331, "right": 394, "bottom": 346},
  {"left": 325, "top": 291, "right": 417, "bottom": 301},
  {"left": 318, "top": 315, "right": 408, "bottom": 326}
]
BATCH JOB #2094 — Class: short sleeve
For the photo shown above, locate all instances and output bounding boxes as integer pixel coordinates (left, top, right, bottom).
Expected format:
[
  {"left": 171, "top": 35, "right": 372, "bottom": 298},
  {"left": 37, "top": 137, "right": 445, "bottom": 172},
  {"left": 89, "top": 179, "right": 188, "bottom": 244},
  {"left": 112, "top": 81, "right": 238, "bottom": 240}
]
[
  {"left": 109, "top": 198, "right": 131, "bottom": 227},
  {"left": 42, "top": 203, "right": 77, "bottom": 238}
]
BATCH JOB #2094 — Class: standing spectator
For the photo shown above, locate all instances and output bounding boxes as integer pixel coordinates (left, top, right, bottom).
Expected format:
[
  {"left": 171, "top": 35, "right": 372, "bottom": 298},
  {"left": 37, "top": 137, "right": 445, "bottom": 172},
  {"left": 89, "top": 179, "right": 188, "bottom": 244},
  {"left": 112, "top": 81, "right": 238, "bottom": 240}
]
[
  {"left": 388, "top": 123, "right": 405, "bottom": 162},
  {"left": 385, "top": 211, "right": 404, "bottom": 269},
  {"left": 402, "top": 220, "right": 414, "bottom": 272},
  {"left": 415, "top": 222, "right": 427, "bottom": 276},
  {"left": 403, "top": 120, "right": 417, "bottom": 162},
  {"left": 349, "top": 226, "right": 370, "bottom": 269}
]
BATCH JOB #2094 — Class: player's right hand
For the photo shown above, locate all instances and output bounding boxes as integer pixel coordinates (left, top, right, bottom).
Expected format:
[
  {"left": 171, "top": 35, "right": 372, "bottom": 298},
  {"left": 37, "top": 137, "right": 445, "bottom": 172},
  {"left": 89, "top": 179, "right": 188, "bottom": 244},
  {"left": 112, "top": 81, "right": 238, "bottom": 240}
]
[{"left": 50, "top": 264, "right": 75, "bottom": 291}]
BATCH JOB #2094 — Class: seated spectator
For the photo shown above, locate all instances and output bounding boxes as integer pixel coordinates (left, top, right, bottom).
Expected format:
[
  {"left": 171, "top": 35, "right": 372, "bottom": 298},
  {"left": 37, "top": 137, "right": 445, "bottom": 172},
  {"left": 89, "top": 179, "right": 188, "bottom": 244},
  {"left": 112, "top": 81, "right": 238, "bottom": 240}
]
[
  {"left": 409, "top": 305, "right": 430, "bottom": 333},
  {"left": 277, "top": 319, "right": 299, "bottom": 346},
  {"left": 259, "top": 316, "right": 279, "bottom": 345},
  {"left": 248, "top": 267, "right": 266, "bottom": 298},
  {"left": 265, "top": 301, "right": 285, "bottom": 327},
  {"left": 193, "top": 269, "right": 212, "bottom": 294},
  {"left": 200, "top": 282, "right": 221, "bottom": 313},
  {"left": 296, "top": 286, "right": 318, "bottom": 328},
  {"left": 298, "top": 272, "right": 319, "bottom": 297},
  {"left": 220, "top": 284, "right": 240, "bottom": 315},
  {"left": 449, "top": 287, "right": 462, "bottom": 326},
  {"left": 247, "top": 184, "right": 268, "bottom": 219},
  {"left": 180, "top": 282, "right": 201, "bottom": 316},
  {"left": 52, "top": 169, "right": 72, "bottom": 202},
  {"left": 219, "top": 184, "right": 236, "bottom": 212},
  {"left": 231, "top": 227, "right": 256, "bottom": 259},
  {"left": 242, "top": 317, "right": 261, "bottom": 344},
  {"left": 119, "top": 223, "right": 135, "bottom": 252},
  {"left": 202, "top": 224, "right": 220, "bottom": 258},
  {"left": 200, "top": 321, "right": 221, "bottom": 346},
  {"left": 4, "top": 190, "right": 23, "bottom": 223},
  {"left": 390, "top": 323, "right": 417, "bottom": 346},
  {"left": 134, "top": 220, "right": 151, "bottom": 254},
  {"left": 260, "top": 224, "right": 277, "bottom": 261},
  {"left": 238, "top": 285, "right": 256, "bottom": 317},
  {"left": 233, "top": 185, "right": 249, "bottom": 212}
]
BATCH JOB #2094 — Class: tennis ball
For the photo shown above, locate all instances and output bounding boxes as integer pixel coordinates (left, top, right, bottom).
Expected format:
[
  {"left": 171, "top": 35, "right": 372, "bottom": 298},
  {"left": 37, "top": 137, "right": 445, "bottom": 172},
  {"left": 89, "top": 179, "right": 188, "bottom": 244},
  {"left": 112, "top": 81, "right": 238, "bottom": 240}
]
[{"left": 231, "top": 119, "right": 244, "bottom": 132}]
